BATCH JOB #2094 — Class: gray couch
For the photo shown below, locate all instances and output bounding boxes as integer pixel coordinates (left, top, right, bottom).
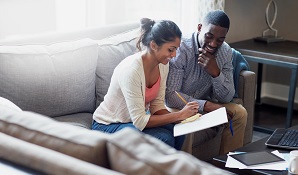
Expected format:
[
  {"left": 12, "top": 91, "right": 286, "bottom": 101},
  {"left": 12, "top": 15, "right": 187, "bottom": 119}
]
[{"left": 0, "top": 21, "right": 255, "bottom": 173}]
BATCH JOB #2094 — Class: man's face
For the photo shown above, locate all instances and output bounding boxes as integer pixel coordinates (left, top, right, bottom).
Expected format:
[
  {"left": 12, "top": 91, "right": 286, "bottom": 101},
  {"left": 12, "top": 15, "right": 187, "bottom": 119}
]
[{"left": 198, "top": 23, "right": 228, "bottom": 55}]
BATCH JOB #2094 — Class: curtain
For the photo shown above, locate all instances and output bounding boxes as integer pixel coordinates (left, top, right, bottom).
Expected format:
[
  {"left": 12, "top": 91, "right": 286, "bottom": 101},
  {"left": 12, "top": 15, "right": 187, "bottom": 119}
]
[
  {"left": 197, "top": 0, "right": 226, "bottom": 23},
  {"left": 179, "top": 0, "right": 225, "bottom": 34}
]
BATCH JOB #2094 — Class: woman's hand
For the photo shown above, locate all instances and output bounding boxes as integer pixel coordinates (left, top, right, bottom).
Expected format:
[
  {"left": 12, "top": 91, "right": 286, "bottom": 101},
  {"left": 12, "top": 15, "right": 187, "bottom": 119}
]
[{"left": 177, "top": 101, "right": 199, "bottom": 122}]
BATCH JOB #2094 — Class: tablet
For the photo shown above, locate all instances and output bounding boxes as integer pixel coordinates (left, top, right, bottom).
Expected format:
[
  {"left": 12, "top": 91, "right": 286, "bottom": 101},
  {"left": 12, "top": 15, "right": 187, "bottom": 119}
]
[{"left": 229, "top": 151, "right": 285, "bottom": 166}]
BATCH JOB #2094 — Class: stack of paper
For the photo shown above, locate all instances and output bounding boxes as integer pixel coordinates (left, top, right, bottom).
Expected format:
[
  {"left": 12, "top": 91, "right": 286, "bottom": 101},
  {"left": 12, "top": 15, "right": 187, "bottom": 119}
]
[{"left": 226, "top": 150, "right": 289, "bottom": 171}]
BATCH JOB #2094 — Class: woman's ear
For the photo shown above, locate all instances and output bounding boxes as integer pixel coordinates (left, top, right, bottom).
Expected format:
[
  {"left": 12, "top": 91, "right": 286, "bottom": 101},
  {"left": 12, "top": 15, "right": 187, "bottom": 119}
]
[{"left": 150, "top": 40, "right": 158, "bottom": 51}]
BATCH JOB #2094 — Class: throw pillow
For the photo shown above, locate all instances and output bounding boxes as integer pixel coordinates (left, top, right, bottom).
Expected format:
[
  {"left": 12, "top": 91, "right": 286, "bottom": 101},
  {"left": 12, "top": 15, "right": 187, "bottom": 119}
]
[
  {"left": 0, "top": 97, "right": 22, "bottom": 111},
  {"left": 95, "top": 28, "right": 139, "bottom": 107},
  {"left": 106, "top": 128, "right": 231, "bottom": 175},
  {"left": 0, "top": 38, "right": 98, "bottom": 117}
]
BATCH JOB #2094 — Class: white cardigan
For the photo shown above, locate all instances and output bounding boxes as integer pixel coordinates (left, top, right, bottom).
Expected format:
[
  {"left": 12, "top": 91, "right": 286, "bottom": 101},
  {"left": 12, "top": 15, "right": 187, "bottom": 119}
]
[{"left": 93, "top": 52, "right": 169, "bottom": 131}]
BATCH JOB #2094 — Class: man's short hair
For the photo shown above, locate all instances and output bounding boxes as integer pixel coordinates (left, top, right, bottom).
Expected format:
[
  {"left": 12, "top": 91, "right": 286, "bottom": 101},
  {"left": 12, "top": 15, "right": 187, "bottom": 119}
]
[{"left": 203, "top": 10, "right": 230, "bottom": 30}]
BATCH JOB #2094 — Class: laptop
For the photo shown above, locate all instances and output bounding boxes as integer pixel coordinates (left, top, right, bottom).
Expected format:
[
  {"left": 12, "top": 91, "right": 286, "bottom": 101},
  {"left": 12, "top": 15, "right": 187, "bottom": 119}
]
[{"left": 265, "top": 128, "right": 298, "bottom": 149}]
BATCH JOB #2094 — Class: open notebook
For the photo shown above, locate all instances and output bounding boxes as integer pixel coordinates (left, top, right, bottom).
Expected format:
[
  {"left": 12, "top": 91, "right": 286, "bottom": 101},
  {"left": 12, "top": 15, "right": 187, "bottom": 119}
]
[{"left": 265, "top": 128, "right": 298, "bottom": 149}]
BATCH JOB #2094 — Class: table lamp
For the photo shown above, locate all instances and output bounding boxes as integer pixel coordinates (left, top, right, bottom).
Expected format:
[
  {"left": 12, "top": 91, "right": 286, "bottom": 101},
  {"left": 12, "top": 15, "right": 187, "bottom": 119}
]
[{"left": 254, "top": 0, "right": 284, "bottom": 43}]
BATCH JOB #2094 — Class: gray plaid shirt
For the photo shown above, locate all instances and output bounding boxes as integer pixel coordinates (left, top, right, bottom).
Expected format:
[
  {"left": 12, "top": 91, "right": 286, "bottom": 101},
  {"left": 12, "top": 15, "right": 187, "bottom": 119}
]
[{"left": 165, "top": 32, "right": 234, "bottom": 113}]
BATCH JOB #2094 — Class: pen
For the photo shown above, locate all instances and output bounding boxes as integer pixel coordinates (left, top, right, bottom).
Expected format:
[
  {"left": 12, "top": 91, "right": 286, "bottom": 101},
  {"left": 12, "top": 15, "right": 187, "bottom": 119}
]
[
  {"left": 230, "top": 120, "right": 234, "bottom": 136},
  {"left": 175, "top": 91, "right": 187, "bottom": 104}
]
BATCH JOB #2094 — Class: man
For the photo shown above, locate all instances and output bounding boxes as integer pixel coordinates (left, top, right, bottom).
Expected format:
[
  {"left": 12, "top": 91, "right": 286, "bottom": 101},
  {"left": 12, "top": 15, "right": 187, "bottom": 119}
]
[{"left": 165, "top": 10, "right": 247, "bottom": 154}]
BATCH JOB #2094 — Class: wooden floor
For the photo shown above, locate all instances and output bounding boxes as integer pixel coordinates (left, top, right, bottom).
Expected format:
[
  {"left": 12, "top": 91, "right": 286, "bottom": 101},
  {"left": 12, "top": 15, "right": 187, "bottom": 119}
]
[
  {"left": 252, "top": 103, "right": 298, "bottom": 142},
  {"left": 254, "top": 103, "right": 298, "bottom": 129}
]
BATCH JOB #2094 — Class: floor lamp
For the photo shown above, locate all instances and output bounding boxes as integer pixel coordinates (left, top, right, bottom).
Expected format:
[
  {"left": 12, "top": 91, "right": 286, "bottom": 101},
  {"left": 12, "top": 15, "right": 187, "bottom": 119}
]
[{"left": 254, "top": 0, "right": 284, "bottom": 43}]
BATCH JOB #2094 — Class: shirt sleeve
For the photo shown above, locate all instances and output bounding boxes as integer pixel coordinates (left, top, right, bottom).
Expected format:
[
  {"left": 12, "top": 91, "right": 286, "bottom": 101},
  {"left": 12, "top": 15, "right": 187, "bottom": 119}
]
[
  {"left": 165, "top": 44, "right": 204, "bottom": 111},
  {"left": 211, "top": 44, "right": 235, "bottom": 103}
]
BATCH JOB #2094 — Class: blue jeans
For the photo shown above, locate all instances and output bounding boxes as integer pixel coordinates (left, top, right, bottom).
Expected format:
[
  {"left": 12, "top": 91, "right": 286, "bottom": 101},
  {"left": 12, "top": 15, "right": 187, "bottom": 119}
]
[{"left": 92, "top": 120, "right": 185, "bottom": 150}]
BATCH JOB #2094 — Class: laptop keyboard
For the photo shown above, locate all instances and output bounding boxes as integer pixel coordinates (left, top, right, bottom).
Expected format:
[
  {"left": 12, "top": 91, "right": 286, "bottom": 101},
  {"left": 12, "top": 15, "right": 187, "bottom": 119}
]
[{"left": 279, "top": 130, "right": 298, "bottom": 147}]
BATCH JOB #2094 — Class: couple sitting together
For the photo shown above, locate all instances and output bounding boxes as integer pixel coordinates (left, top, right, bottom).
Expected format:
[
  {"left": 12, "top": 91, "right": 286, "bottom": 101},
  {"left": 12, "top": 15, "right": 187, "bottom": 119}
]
[{"left": 92, "top": 10, "right": 247, "bottom": 155}]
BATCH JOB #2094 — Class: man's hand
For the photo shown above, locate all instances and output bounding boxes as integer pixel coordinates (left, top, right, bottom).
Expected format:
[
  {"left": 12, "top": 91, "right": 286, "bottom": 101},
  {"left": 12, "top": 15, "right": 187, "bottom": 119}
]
[
  {"left": 204, "top": 101, "right": 233, "bottom": 121},
  {"left": 203, "top": 101, "right": 222, "bottom": 113},
  {"left": 226, "top": 109, "right": 234, "bottom": 121},
  {"left": 198, "top": 48, "right": 220, "bottom": 77}
]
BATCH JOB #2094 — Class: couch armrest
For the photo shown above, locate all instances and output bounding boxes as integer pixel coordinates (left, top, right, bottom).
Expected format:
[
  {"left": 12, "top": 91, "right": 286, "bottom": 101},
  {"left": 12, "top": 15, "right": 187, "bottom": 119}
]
[
  {"left": 236, "top": 70, "right": 256, "bottom": 145},
  {"left": 0, "top": 133, "right": 123, "bottom": 175}
]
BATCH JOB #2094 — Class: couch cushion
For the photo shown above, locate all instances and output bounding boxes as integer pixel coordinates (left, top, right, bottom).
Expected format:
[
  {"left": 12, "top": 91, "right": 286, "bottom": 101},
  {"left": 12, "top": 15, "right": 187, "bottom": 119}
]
[
  {"left": 107, "top": 128, "right": 231, "bottom": 175},
  {"left": 0, "top": 106, "right": 110, "bottom": 168},
  {"left": 0, "top": 38, "right": 98, "bottom": 117},
  {"left": 95, "top": 28, "right": 139, "bottom": 107},
  {"left": 55, "top": 112, "right": 93, "bottom": 129}
]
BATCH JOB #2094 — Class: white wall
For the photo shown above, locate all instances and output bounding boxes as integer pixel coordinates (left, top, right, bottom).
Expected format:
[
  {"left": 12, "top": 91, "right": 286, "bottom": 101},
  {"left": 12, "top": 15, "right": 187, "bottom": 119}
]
[{"left": 0, "top": 0, "right": 55, "bottom": 40}]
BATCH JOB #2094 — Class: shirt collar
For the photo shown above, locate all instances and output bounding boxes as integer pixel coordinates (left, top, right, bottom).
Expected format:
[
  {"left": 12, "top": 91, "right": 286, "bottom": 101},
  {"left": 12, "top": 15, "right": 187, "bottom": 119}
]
[{"left": 193, "top": 32, "right": 200, "bottom": 56}]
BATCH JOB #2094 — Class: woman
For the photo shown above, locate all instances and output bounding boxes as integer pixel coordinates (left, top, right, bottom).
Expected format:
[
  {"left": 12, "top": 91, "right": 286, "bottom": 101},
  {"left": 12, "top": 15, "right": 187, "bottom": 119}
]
[{"left": 92, "top": 18, "right": 199, "bottom": 150}]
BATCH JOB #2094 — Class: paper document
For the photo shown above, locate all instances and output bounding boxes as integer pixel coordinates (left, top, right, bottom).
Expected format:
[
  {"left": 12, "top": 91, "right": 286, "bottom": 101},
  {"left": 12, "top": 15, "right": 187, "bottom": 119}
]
[{"left": 173, "top": 107, "right": 228, "bottom": 137}]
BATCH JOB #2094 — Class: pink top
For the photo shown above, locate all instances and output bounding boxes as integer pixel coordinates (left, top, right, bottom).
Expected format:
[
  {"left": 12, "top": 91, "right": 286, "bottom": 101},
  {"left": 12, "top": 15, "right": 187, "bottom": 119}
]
[{"left": 145, "top": 76, "right": 161, "bottom": 104}]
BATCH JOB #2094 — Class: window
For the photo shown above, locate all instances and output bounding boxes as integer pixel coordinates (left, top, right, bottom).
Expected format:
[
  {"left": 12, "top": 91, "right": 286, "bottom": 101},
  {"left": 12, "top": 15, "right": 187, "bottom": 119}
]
[
  {"left": 0, "top": 0, "right": 224, "bottom": 40},
  {"left": 54, "top": 0, "right": 202, "bottom": 34}
]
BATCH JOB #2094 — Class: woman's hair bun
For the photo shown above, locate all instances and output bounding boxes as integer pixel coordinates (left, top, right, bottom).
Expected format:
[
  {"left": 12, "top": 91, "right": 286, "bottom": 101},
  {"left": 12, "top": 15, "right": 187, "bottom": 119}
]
[{"left": 140, "top": 18, "right": 155, "bottom": 30}]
